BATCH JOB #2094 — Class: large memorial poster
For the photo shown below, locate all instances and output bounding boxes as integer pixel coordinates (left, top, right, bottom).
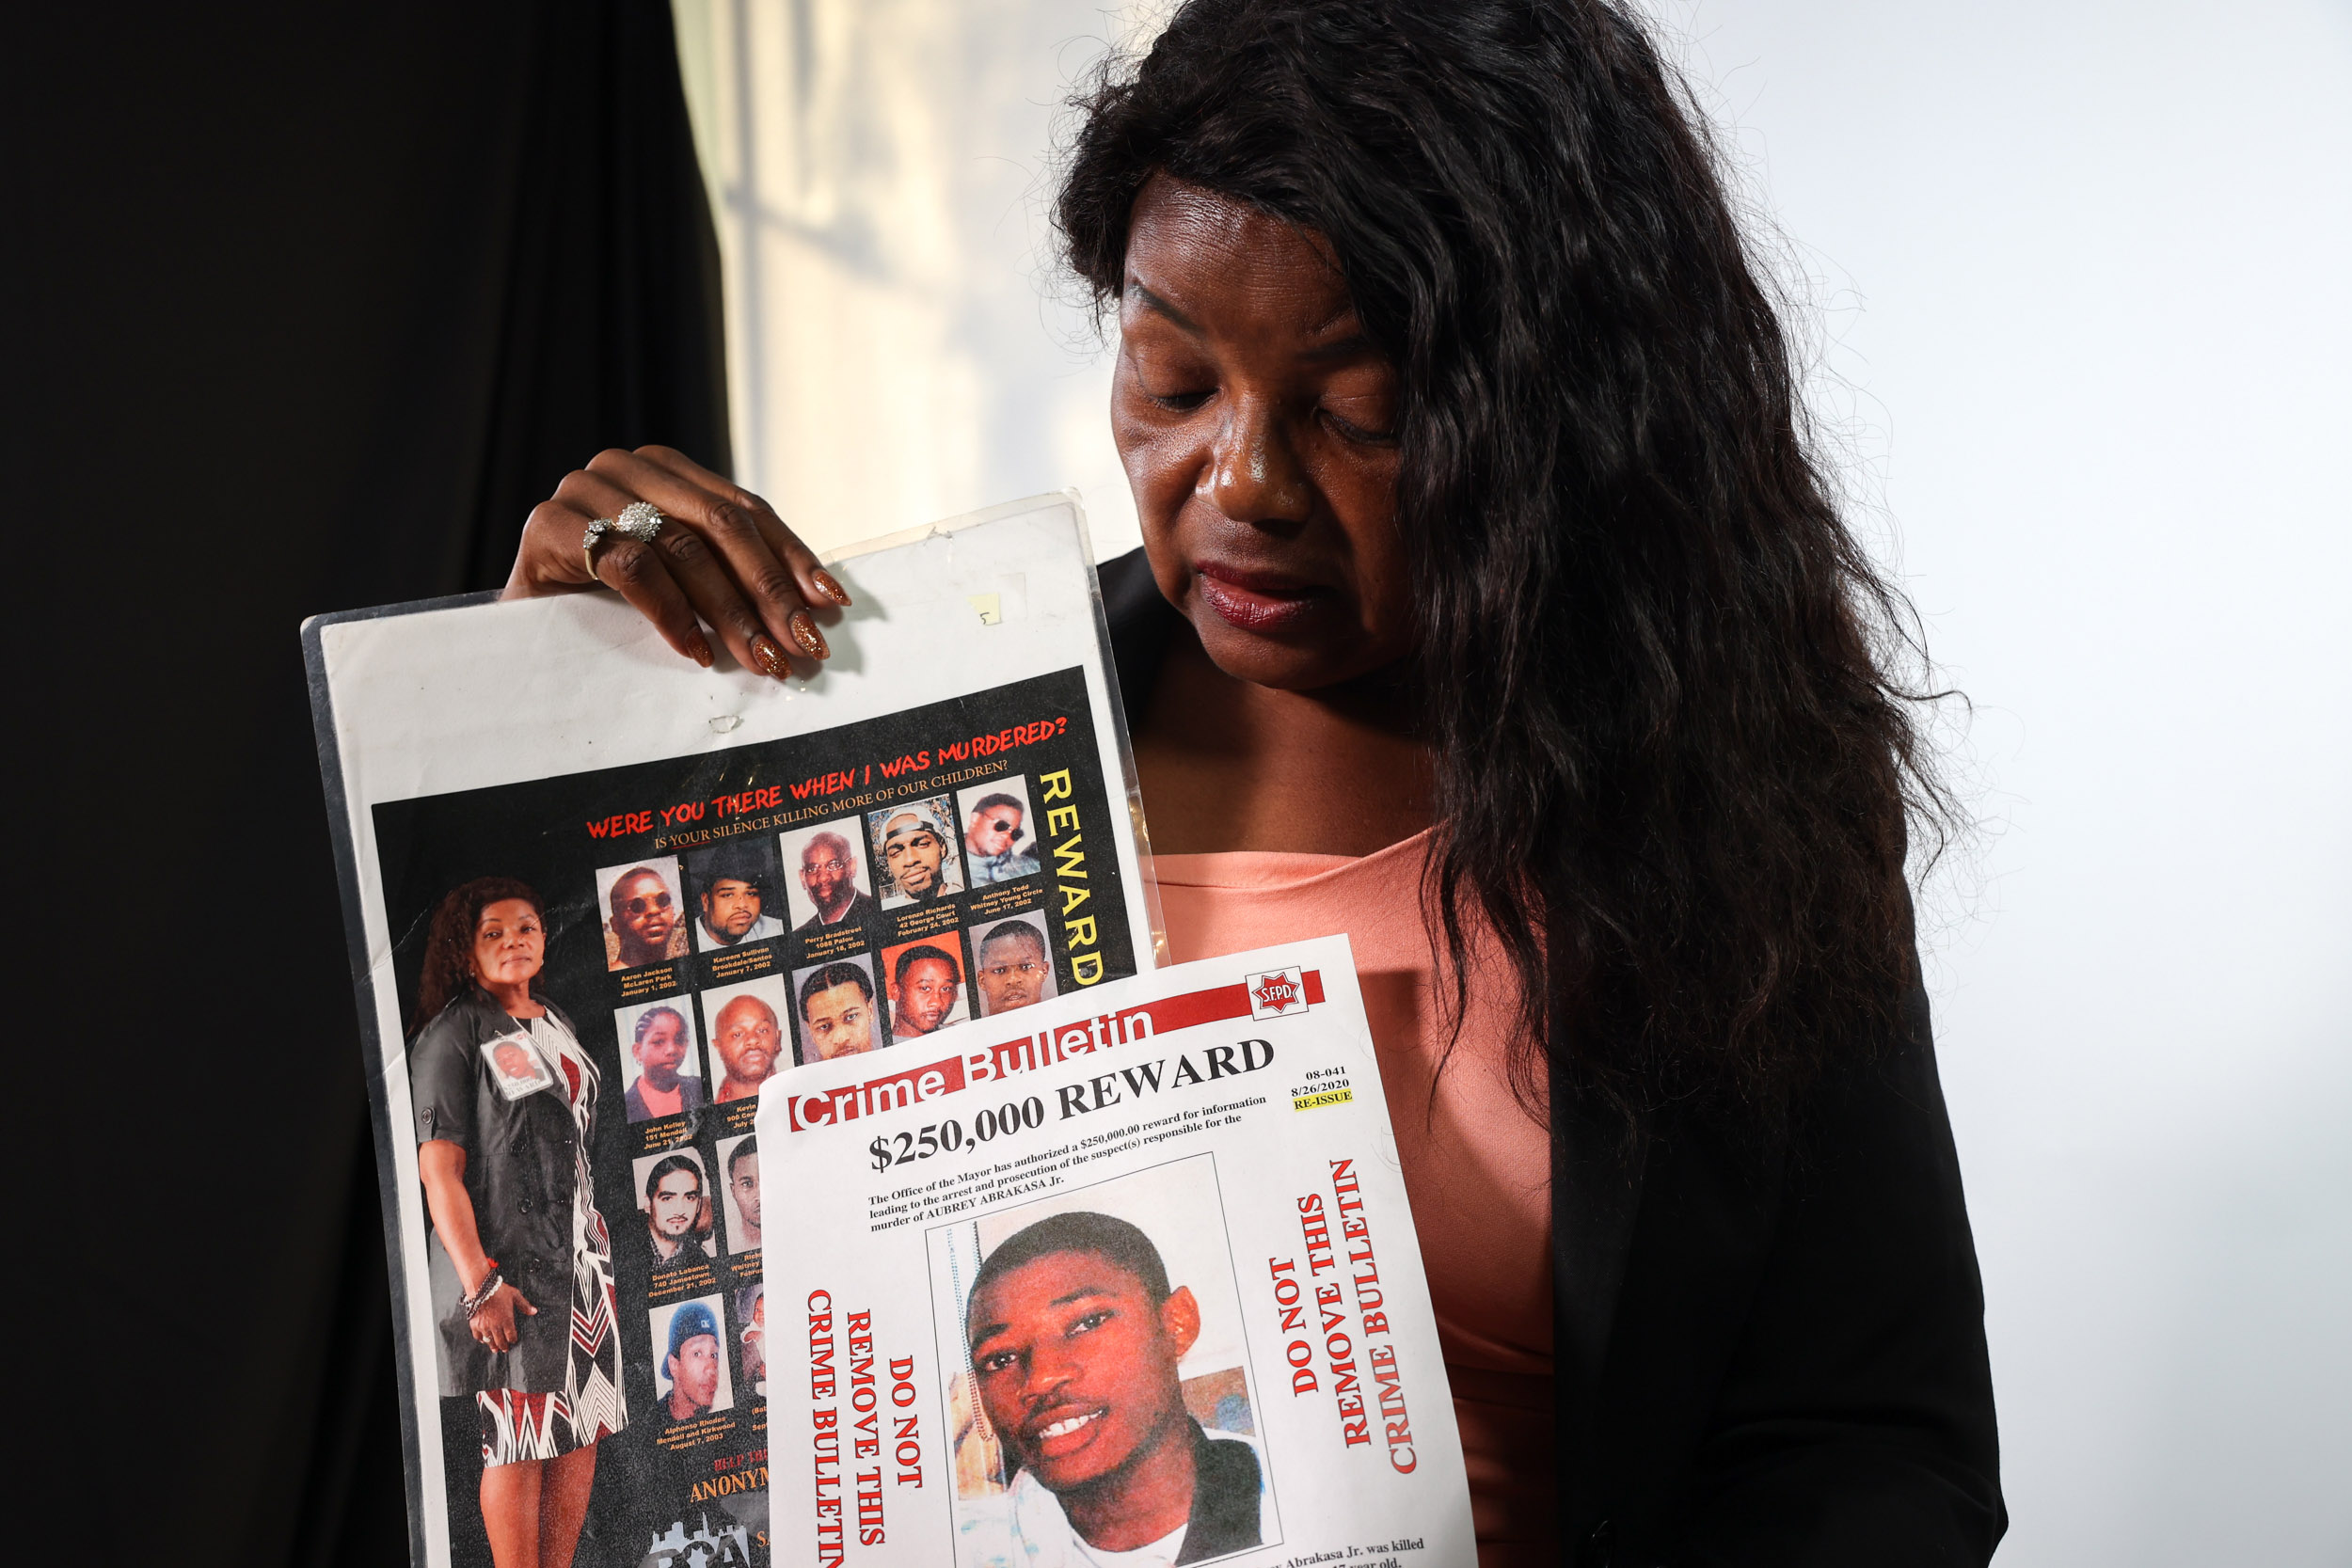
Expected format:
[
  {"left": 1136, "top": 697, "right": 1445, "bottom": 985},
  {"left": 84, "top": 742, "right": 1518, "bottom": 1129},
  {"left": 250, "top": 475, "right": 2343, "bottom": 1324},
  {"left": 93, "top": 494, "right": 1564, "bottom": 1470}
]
[{"left": 308, "top": 496, "right": 1160, "bottom": 1567}]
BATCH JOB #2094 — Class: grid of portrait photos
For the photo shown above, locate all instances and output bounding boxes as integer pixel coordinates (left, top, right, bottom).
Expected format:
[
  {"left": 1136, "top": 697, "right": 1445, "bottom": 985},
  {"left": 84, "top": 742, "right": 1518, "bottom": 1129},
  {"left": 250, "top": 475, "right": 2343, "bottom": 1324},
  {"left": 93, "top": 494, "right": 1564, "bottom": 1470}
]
[
  {"left": 592, "top": 779, "right": 1055, "bottom": 1079},
  {"left": 613, "top": 769, "right": 1067, "bottom": 1067},
  {"left": 925, "top": 1153, "right": 1280, "bottom": 1567},
  {"left": 587, "top": 773, "right": 1081, "bottom": 1434}
]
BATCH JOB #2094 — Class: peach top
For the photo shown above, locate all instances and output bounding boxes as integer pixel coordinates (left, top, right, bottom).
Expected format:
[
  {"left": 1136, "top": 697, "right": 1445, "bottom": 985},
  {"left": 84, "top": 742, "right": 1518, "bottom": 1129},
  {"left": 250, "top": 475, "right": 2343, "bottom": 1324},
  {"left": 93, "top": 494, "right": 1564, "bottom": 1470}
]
[{"left": 1153, "top": 832, "right": 1558, "bottom": 1567}]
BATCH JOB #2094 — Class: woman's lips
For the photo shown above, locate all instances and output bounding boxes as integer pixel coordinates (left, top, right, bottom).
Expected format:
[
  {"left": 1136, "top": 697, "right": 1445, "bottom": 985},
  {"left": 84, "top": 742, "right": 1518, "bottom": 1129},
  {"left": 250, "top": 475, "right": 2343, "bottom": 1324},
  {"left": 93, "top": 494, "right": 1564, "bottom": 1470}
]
[{"left": 1193, "top": 562, "right": 1326, "bottom": 633}]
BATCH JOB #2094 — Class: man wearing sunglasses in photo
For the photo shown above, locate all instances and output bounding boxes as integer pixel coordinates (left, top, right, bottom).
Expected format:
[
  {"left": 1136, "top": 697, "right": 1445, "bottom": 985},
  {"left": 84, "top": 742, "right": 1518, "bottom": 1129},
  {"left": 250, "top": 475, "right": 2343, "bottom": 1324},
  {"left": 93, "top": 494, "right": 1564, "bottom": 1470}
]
[
  {"left": 604, "top": 865, "right": 689, "bottom": 970},
  {"left": 962, "top": 791, "right": 1041, "bottom": 885}
]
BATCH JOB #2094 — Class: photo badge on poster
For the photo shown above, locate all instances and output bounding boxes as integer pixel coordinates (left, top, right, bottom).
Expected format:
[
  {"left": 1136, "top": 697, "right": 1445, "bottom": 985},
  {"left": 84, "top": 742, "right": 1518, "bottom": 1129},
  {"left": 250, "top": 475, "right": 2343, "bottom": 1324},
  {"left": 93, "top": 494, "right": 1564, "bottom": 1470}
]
[
  {"left": 715, "top": 1131, "right": 761, "bottom": 1255},
  {"left": 930, "top": 1153, "right": 1276, "bottom": 1566},
  {"left": 779, "top": 816, "right": 880, "bottom": 935},
  {"left": 479, "top": 1027, "right": 559, "bottom": 1102},
  {"left": 632, "top": 1147, "right": 715, "bottom": 1270},
  {"left": 613, "top": 996, "right": 707, "bottom": 1125},
  {"left": 736, "top": 1284, "right": 767, "bottom": 1401},
  {"left": 969, "top": 909, "right": 1057, "bottom": 1020},
  {"left": 957, "top": 776, "right": 1041, "bottom": 887},
  {"left": 868, "top": 796, "right": 962, "bottom": 909},
  {"left": 880, "top": 931, "right": 971, "bottom": 1044},
  {"left": 790, "top": 953, "right": 884, "bottom": 1062},
  {"left": 594, "top": 856, "right": 691, "bottom": 972},
  {"left": 697, "top": 973, "right": 794, "bottom": 1104},
  {"left": 683, "top": 838, "right": 788, "bottom": 954},
  {"left": 649, "top": 1292, "right": 737, "bottom": 1429}
]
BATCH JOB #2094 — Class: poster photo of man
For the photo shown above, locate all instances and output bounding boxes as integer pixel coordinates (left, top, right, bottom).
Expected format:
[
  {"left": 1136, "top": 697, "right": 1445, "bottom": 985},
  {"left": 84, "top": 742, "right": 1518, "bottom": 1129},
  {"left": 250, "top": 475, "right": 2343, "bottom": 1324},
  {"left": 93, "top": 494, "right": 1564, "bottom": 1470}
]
[
  {"left": 631, "top": 1148, "right": 714, "bottom": 1270},
  {"left": 684, "top": 839, "right": 787, "bottom": 953},
  {"left": 595, "top": 857, "right": 691, "bottom": 971},
  {"left": 613, "top": 998, "right": 707, "bottom": 1124},
  {"left": 736, "top": 1285, "right": 767, "bottom": 1401},
  {"left": 971, "top": 911, "right": 1057, "bottom": 1020},
  {"left": 482, "top": 1030, "right": 559, "bottom": 1100},
  {"left": 867, "top": 797, "right": 963, "bottom": 908},
  {"left": 779, "top": 818, "right": 881, "bottom": 934},
  {"left": 882, "top": 934, "right": 970, "bottom": 1042},
  {"left": 716, "top": 1132, "right": 760, "bottom": 1254},
  {"left": 931, "top": 1154, "right": 1271, "bottom": 1567},
  {"left": 696, "top": 974, "right": 794, "bottom": 1103},
  {"left": 791, "top": 955, "right": 883, "bottom": 1062},
  {"left": 958, "top": 778, "right": 1041, "bottom": 886},
  {"left": 647, "top": 1294, "right": 736, "bottom": 1429}
]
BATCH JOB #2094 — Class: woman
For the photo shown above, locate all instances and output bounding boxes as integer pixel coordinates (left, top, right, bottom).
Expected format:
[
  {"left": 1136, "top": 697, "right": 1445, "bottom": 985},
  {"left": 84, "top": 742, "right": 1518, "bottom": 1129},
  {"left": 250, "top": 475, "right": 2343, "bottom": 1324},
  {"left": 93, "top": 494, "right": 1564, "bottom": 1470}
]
[
  {"left": 501, "top": 2, "right": 2000, "bottom": 1561},
  {"left": 410, "top": 878, "right": 625, "bottom": 1568}
]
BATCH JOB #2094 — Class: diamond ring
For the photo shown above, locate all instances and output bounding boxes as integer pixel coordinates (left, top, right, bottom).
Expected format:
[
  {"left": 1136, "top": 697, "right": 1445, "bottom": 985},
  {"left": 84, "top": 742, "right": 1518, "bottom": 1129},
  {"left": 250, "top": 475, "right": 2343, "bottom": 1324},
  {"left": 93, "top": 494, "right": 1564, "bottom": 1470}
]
[
  {"left": 582, "top": 516, "right": 614, "bottom": 581},
  {"left": 615, "top": 500, "right": 666, "bottom": 541}
]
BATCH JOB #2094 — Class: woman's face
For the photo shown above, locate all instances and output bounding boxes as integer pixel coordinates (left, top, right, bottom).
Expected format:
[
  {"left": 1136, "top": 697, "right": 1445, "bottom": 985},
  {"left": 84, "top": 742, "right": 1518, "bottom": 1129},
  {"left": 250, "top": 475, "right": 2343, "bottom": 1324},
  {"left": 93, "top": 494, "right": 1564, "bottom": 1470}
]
[
  {"left": 471, "top": 898, "right": 545, "bottom": 991},
  {"left": 1113, "top": 175, "right": 1410, "bottom": 692}
]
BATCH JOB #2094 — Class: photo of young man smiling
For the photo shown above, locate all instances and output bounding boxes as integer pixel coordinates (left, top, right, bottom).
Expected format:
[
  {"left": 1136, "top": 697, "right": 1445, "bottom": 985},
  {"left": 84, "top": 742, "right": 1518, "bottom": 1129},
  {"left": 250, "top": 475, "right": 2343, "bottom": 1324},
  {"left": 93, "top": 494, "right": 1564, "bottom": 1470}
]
[{"left": 963, "top": 1211, "right": 1264, "bottom": 1568}]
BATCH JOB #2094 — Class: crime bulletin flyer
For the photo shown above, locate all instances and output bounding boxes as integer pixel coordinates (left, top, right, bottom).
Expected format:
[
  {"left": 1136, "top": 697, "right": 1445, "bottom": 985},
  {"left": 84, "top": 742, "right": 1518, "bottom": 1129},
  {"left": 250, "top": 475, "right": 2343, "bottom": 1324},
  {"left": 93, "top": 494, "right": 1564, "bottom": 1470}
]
[
  {"left": 307, "top": 496, "right": 1163, "bottom": 1568},
  {"left": 755, "top": 933, "right": 1475, "bottom": 1568}
]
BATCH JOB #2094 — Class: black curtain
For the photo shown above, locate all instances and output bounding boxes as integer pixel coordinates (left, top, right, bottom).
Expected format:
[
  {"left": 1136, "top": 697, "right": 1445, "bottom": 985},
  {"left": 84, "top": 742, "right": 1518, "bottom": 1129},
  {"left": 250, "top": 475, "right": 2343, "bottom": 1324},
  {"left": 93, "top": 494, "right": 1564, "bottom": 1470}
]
[{"left": 11, "top": 6, "right": 729, "bottom": 1562}]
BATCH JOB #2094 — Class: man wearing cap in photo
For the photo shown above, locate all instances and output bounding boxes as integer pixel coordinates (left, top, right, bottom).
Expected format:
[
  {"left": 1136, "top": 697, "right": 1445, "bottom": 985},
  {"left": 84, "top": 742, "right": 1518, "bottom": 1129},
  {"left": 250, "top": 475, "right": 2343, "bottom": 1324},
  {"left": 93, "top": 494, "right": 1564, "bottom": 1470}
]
[
  {"left": 662, "top": 1300, "right": 724, "bottom": 1424},
  {"left": 877, "top": 805, "right": 961, "bottom": 907},
  {"left": 691, "top": 841, "right": 786, "bottom": 952}
]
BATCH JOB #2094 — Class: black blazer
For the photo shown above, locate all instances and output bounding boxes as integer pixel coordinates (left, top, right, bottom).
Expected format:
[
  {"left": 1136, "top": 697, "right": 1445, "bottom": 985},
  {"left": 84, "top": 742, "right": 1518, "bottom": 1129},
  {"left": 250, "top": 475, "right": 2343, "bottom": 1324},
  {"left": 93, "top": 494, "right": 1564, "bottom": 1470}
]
[{"left": 1096, "top": 548, "right": 2004, "bottom": 1567}]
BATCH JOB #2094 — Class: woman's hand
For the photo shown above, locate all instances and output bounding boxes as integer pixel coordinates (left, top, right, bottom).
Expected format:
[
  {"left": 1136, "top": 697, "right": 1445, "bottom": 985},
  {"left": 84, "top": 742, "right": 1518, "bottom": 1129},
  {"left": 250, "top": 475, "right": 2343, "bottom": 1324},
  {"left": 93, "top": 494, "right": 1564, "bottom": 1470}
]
[
  {"left": 502, "top": 445, "right": 851, "bottom": 679},
  {"left": 470, "top": 1282, "right": 538, "bottom": 1354}
]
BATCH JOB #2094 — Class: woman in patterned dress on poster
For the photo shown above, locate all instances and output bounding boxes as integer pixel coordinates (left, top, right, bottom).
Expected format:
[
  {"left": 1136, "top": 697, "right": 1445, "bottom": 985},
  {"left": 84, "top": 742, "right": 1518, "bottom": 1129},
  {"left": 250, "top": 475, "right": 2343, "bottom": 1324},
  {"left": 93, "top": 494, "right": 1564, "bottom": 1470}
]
[{"left": 411, "top": 877, "right": 627, "bottom": 1568}]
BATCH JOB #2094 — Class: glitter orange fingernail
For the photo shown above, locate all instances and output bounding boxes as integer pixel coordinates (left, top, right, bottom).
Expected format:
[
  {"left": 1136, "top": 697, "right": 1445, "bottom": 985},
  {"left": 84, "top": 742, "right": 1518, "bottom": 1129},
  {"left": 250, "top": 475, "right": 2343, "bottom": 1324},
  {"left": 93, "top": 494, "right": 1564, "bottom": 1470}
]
[
  {"left": 750, "top": 634, "right": 787, "bottom": 676},
  {"left": 813, "top": 569, "right": 851, "bottom": 607},
  {"left": 788, "top": 610, "right": 828, "bottom": 658}
]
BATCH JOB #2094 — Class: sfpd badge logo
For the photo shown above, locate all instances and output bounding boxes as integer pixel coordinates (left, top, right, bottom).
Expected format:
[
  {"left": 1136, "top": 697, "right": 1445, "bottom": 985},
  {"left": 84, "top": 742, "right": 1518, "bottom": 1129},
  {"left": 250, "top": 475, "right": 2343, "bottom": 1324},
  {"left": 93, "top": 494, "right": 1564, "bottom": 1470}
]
[{"left": 1245, "top": 966, "right": 1309, "bottom": 1021}]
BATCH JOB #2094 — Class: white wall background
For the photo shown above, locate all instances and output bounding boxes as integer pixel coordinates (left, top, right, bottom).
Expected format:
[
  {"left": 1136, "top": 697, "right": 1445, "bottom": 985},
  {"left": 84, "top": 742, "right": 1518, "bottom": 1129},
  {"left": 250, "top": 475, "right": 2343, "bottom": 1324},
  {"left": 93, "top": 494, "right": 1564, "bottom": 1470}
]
[
  {"left": 1661, "top": 6, "right": 2352, "bottom": 1563},
  {"left": 671, "top": 0, "right": 1160, "bottom": 559},
  {"left": 674, "top": 3, "right": 2352, "bottom": 1561}
]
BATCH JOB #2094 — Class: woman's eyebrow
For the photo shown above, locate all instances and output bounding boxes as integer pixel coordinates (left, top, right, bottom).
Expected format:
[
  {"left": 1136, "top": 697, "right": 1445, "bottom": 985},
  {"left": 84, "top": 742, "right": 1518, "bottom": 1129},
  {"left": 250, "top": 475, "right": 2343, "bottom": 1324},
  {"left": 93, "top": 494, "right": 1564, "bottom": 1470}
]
[
  {"left": 1127, "top": 279, "right": 1376, "bottom": 361},
  {"left": 1126, "top": 282, "right": 1201, "bottom": 335},
  {"left": 1297, "top": 331, "right": 1375, "bottom": 364}
]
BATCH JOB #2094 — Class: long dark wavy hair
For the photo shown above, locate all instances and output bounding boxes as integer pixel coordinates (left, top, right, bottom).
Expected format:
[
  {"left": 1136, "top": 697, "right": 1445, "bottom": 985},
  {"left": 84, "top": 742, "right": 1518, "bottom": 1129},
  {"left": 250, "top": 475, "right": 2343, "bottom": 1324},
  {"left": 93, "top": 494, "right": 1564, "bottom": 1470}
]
[
  {"left": 413, "top": 877, "right": 547, "bottom": 1032},
  {"left": 1059, "top": 0, "right": 1955, "bottom": 1125}
]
